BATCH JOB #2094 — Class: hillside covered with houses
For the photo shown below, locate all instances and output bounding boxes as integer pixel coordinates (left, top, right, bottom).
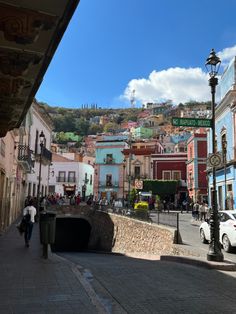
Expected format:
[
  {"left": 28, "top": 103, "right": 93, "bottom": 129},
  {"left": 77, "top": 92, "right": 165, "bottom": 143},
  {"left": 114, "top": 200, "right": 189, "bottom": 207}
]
[{"left": 1, "top": 52, "right": 236, "bottom": 235}]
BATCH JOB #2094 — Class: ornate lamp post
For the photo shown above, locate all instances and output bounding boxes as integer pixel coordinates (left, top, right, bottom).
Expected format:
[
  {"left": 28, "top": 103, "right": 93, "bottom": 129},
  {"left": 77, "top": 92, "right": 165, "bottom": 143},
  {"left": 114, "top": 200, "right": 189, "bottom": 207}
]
[
  {"left": 123, "top": 161, "right": 126, "bottom": 206},
  {"left": 37, "top": 131, "right": 45, "bottom": 213},
  {"left": 205, "top": 49, "right": 224, "bottom": 262},
  {"left": 222, "top": 137, "right": 227, "bottom": 210}
]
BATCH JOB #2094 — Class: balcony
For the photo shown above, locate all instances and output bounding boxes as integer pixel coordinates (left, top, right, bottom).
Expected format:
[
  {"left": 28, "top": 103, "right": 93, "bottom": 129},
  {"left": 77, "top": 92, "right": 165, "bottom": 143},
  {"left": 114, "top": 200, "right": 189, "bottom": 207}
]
[
  {"left": 56, "top": 177, "right": 77, "bottom": 183},
  {"left": 17, "top": 144, "right": 34, "bottom": 173},
  {"left": 103, "top": 157, "right": 115, "bottom": 164},
  {"left": 35, "top": 146, "right": 52, "bottom": 164},
  {"left": 98, "top": 181, "right": 119, "bottom": 188}
]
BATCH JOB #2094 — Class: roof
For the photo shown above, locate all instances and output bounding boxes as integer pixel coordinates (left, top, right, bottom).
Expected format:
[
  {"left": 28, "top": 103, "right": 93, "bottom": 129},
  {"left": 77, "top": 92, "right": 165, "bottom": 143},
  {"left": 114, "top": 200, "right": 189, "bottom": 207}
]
[{"left": 52, "top": 153, "right": 76, "bottom": 162}]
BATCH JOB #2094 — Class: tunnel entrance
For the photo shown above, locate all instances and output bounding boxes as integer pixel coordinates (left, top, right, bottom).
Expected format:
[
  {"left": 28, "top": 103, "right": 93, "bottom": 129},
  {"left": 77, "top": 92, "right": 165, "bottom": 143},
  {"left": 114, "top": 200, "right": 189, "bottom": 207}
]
[{"left": 51, "top": 218, "right": 91, "bottom": 252}]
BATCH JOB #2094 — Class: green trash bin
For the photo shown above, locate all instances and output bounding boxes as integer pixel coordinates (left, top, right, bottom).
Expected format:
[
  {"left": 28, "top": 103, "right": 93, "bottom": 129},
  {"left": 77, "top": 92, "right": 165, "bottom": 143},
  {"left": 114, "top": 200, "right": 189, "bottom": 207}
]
[{"left": 40, "top": 212, "right": 56, "bottom": 244}]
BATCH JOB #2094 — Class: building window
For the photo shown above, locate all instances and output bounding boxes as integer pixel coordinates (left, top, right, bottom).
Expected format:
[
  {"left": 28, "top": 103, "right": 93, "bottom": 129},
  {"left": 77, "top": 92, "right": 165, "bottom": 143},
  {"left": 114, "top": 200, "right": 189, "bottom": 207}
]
[
  {"left": 162, "top": 171, "right": 171, "bottom": 180},
  {"left": 68, "top": 171, "right": 75, "bottom": 183},
  {"left": 58, "top": 171, "right": 66, "bottom": 182},
  {"left": 0, "top": 139, "right": 5, "bottom": 157},
  {"left": 134, "top": 166, "right": 140, "bottom": 178},
  {"left": 172, "top": 171, "right": 181, "bottom": 180},
  {"left": 105, "top": 154, "right": 113, "bottom": 164},
  {"left": 90, "top": 174, "right": 92, "bottom": 185},
  {"left": 35, "top": 130, "right": 38, "bottom": 155},
  {"left": 106, "top": 174, "right": 112, "bottom": 187},
  {"left": 28, "top": 182, "right": 31, "bottom": 196},
  {"left": 33, "top": 183, "right": 36, "bottom": 197}
]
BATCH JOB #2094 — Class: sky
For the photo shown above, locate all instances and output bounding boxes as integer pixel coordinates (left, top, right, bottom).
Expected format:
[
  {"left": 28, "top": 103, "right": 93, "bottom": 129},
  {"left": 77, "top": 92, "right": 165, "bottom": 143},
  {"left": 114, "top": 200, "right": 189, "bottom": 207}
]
[{"left": 36, "top": 0, "right": 236, "bottom": 109}]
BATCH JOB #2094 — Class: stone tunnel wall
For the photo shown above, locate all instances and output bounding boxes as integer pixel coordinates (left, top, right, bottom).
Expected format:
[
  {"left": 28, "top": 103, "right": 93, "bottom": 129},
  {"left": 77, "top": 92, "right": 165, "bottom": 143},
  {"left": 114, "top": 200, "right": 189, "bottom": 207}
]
[{"left": 49, "top": 205, "right": 184, "bottom": 256}]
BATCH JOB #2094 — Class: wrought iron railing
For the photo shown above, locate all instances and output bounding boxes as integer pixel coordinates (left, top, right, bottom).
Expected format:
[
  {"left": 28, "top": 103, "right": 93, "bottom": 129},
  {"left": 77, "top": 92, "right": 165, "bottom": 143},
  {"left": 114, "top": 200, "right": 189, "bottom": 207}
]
[
  {"left": 56, "top": 177, "right": 77, "bottom": 183},
  {"left": 98, "top": 181, "right": 119, "bottom": 187},
  {"left": 17, "top": 144, "right": 34, "bottom": 172}
]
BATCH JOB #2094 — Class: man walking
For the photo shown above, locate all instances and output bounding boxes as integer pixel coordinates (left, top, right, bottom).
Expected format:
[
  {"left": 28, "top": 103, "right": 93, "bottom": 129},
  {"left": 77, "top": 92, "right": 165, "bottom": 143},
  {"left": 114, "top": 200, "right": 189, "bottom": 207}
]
[{"left": 23, "top": 199, "right": 37, "bottom": 247}]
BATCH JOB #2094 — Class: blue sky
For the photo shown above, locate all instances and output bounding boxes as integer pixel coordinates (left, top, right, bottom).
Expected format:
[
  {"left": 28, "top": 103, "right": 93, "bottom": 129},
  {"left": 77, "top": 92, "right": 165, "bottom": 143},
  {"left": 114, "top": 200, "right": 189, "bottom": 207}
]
[{"left": 36, "top": 0, "right": 236, "bottom": 109}]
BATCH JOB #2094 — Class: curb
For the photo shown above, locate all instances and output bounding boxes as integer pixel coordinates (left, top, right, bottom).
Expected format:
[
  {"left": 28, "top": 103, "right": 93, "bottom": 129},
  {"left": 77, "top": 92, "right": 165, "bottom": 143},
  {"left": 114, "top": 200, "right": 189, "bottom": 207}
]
[{"left": 160, "top": 255, "right": 236, "bottom": 271}]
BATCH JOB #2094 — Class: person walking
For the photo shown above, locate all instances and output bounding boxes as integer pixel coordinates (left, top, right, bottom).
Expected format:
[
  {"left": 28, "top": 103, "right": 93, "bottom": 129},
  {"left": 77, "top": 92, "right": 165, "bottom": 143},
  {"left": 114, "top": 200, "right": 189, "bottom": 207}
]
[
  {"left": 192, "top": 201, "right": 199, "bottom": 220},
  {"left": 22, "top": 199, "right": 37, "bottom": 247}
]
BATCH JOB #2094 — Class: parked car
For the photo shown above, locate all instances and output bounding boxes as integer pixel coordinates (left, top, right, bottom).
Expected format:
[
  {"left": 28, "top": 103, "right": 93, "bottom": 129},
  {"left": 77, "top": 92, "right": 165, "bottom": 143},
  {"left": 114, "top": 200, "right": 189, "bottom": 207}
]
[{"left": 199, "top": 210, "right": 236, "bottom": 252}]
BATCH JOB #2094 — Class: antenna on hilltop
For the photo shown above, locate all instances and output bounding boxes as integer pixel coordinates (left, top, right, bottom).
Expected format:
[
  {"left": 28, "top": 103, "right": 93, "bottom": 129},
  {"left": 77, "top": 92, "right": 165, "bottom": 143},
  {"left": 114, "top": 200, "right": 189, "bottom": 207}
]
[{"left": 130, "top": 89, "right": 135, "bottom": 108}]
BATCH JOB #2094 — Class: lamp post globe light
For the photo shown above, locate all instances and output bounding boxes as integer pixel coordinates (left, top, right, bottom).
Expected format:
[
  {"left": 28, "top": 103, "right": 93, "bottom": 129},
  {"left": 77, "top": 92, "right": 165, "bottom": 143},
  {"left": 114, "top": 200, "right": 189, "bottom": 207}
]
[
  {"left": 205, "top": 49, "right": 224, "bottom": 262},
  {"left": 37, "top": 130, "right": 45, "bottom": 213}
]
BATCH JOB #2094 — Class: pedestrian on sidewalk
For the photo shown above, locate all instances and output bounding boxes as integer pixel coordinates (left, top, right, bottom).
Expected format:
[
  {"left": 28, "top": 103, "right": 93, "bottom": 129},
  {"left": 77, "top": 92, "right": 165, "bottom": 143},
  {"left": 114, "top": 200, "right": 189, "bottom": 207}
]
[
  {"left": 22, "top": 199, "right": 37, "bottom": 247},
  {"left": 192, "top": 201, "right": 199, "bottom": 220}
]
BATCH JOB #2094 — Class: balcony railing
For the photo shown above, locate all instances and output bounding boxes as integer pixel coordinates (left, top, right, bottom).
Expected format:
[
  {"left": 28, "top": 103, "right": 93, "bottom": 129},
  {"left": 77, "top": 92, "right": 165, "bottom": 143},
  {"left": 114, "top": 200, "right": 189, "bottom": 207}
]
[
  {"left": 98, "top": 181, "right": 119, "bottom": 187},
  {"left": 17, "top": 144, "right": 34, "bottom": 173},
  {"left": 56, "top": 177, "right": 77, "bottom": 183},
  {"left": 35, "top": 146, "right": 52, "bottom": 164},
  {"left": 41, "top": 146, "right": 52, "bottom": 162},
  {"left": 103, "top": 157, "right": 115, "bottom": 164}
]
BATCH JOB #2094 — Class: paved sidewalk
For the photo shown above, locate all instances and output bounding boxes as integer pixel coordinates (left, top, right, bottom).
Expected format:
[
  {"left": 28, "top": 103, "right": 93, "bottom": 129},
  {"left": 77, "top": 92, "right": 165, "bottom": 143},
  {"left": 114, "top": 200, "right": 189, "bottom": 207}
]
[{"left": 0, "top": 220, "right": 102, "bottom": 314}]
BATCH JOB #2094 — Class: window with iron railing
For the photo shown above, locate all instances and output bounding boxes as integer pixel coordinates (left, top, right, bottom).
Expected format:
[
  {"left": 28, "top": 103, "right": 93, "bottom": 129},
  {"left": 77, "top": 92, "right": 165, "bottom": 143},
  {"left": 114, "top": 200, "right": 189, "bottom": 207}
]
[
  {"left": 68, "top": 171, "right": 76, "bottom": 183},
  {"left": 106, "top": 174, "right": 112, "bottom": 187},
  {"left": 58, "top": 171, "right": 66, "bottom": 182},
  {"left": 0, "top": 139, "right": 5, "bottom": 157},
  {"left": 104, "top": 154, "right": 114, "bottom": 164}
]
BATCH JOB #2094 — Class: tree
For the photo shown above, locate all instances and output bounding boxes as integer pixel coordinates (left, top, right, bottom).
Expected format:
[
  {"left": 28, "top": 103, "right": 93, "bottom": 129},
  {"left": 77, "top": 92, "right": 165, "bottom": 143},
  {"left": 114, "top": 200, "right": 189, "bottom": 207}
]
[
  {"left": 88, "top": 123, "right": 103, "bottom": 135},
  {"left": 143, "top": 180, "right": 178, "bottom": 199},
  {"left": 75, "top": 118, "right": 90, "bottom": 136},
  {"left": 103, "top": 122, "right": 119, "bottom": 133}
]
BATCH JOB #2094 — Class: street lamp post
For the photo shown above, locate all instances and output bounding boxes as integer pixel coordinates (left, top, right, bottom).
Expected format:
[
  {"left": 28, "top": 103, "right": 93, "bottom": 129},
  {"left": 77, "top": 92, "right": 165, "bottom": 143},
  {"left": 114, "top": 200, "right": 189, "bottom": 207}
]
[
  {"left": 123, "top": 162, "right": 126, "bottom": 206},
  {"left": 127, "top": 137, "right": 132, "bottom": 207},
  {"left": 37, "top": 131, "right": 45, "bottom": 214},
  {"left": 222, "top": 137, "right": 227, "bottom": 210},
  {"left": 205, "top": 49, "right": 224, "bottom": 262}
]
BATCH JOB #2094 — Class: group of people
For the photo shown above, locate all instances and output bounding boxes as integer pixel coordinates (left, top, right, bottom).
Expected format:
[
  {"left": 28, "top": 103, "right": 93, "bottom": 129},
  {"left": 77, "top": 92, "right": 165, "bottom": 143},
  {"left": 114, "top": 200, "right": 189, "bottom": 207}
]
[{"left": 192, "top": 201, "right": 209, "bottom": 221}]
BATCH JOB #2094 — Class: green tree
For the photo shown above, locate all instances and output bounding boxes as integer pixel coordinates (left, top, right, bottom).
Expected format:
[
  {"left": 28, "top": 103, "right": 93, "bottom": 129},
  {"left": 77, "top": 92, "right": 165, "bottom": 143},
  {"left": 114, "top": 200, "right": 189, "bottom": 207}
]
[
  {"left": 103, "top": 122, "right": 119, "bottom": 133},
  {"left": 75, "top": 118, "right": 90, "bottom": 136},
  {"left": 88, "top": 123, "right": 103, "bottom": 135}
]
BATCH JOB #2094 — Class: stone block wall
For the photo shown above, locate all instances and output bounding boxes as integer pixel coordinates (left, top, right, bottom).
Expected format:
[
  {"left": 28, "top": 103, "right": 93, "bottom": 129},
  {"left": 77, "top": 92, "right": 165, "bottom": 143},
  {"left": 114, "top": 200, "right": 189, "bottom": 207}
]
[{"left": 88, "top": 212, "right": 181, "bottom": 256}]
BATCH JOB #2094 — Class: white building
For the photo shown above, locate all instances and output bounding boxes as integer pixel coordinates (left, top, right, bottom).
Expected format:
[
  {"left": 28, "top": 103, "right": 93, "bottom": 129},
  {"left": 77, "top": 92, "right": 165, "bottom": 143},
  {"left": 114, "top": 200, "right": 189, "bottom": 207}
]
[
  {"left": 49, "top": 153, "right": 94, "bottom": 199},
  {"left": 25, "top": 101, "right": 53, "bottom": 200}
]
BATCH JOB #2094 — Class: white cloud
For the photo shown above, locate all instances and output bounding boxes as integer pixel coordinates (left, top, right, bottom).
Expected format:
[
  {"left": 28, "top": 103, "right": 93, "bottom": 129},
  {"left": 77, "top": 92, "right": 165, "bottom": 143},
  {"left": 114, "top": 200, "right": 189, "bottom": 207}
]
[
  {"left": 123, "top": 45, "right": 236, "bottom": 106},
  {"left": 218, "top": 45, "right": 236, "bottom": 68},
  {"left": 123, "top": 67, "right": 209, "bottom": 105}
]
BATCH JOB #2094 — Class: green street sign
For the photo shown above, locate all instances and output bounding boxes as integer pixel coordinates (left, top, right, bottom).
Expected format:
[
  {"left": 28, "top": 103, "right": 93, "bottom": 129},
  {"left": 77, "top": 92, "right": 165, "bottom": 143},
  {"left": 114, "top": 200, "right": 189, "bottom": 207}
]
[{"left": 171, "top": 117, "right": 212, "bottom": 128}]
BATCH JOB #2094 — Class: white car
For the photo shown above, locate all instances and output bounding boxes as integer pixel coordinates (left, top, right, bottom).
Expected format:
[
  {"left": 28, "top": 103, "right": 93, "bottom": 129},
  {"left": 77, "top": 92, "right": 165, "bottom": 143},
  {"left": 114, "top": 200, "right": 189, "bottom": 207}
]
[{"left": 199, "top": 210, "right": 236, "bottom": 252}]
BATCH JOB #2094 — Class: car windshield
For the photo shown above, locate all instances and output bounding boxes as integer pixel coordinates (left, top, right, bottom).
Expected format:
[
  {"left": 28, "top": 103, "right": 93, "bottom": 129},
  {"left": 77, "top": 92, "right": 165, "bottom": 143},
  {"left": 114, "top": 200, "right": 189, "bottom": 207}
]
[{"left": 231, "top": 213, "right": 236, "bottom": 220}]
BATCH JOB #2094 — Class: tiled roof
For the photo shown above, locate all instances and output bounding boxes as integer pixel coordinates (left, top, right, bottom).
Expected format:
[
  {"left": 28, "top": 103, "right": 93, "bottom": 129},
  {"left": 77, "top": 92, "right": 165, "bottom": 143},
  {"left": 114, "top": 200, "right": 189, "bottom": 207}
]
[{"left": 52, "top": 153, "right": 76, "bottom": 162}]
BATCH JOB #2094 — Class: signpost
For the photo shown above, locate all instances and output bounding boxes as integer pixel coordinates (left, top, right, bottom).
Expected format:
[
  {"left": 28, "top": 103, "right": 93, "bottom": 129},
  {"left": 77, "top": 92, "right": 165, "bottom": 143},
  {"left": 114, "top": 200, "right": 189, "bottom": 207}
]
[{"left": 172, "top": 117, "right": 212, "bottom": 128}]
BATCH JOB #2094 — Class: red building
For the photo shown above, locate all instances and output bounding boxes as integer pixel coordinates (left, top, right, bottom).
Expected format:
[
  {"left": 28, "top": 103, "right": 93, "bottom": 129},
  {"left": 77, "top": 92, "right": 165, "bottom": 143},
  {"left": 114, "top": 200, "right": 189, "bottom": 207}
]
[
  {"left": 186, "top": 133, "right": 207, "bottom": 203},
  {"left": 151, "top": 153, "right": 188, "bottom": 205}
]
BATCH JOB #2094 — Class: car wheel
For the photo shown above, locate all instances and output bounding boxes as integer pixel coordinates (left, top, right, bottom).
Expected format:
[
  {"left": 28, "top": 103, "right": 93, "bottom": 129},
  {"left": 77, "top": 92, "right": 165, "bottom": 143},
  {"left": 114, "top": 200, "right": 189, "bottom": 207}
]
[
  {"left": 222, "top": 234, "right": 232, "bottom": 253},
  {"left": 200, "top": 228, "right": 208, "bottom": 244}
]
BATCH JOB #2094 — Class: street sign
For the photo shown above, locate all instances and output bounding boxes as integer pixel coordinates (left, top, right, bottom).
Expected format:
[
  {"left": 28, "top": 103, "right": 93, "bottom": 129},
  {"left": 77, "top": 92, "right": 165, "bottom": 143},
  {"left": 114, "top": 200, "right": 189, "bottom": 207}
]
[
  {"left": 207, "top": 153, "right": 223, "bottom": 168},
  {"left": 172, "top": 117, "right": 212, "bottom": 128}
]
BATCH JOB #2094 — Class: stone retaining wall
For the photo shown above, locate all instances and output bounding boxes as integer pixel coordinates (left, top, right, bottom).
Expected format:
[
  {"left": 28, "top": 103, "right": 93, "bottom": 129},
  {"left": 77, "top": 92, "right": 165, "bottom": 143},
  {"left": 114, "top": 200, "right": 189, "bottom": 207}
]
[
  {"left": 88, "top": 212, "right": 183, "bottom": 256},
  {"left": 49, "top": 205, "right": 195, "bottom": 257}
]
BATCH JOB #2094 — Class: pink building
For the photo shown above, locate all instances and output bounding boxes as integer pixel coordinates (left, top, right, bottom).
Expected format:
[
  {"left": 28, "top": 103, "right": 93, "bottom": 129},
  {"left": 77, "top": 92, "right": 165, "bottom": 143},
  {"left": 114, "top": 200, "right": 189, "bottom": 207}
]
[{"left": 186, "top": 133, "right": 208, "bottom": 203}]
